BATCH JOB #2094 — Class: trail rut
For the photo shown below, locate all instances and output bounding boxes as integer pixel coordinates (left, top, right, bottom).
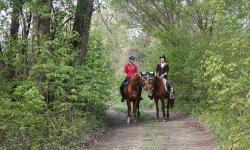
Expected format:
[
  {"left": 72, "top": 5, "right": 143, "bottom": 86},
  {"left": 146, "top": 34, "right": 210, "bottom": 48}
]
[{"left": 80, "top": 110, "right": 217, "bottom": 150}]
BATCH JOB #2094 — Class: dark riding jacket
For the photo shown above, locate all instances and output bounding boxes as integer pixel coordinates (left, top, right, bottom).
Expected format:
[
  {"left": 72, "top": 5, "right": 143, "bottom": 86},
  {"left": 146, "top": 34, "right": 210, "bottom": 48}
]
[{"left": 156, "top": 63, "right": 169, "bottom": 79}]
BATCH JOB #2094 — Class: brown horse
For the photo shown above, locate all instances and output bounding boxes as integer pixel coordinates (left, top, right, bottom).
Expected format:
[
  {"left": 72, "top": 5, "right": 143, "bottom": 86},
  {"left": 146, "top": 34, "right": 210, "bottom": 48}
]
[
  {"left": 147, "top": 73, "right": 174, "bottom": 121},
  {"left": 124, "top": 74, "right": 145, "bottom": 124}
]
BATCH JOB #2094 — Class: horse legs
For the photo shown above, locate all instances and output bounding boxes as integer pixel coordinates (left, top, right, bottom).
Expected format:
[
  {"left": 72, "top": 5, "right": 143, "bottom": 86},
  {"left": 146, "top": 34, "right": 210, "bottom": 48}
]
[
  {"left": 127, "top": 100, "right": 131, "bottom": 124},
  {"left": 133, "top": 100, "right": 138, "bottom": 123},
  {"left": 161, "top": 99, "right": 166, "bottom": 121},
  {"left": 166, "top": 99, "right": 170, "bottom": 118},
  {"left": 155, "top": 99, "right": 159, "bottom": 122},
  {"left": 137, "top": 99, "right": 140, "bottom": 117}
]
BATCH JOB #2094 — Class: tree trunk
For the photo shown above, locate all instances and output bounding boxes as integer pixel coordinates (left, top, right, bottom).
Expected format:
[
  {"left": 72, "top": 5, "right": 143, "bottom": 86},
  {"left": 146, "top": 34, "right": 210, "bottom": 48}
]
[
  {"left": 73, "top": 0, "right": 94, "bottom": 65},
  {"left": 10, "top": 0, "right": 24, "bottom": 40},
  {"left": 8, "top": 0, "right": 24, "bottom": 80},
  {"left": 22, "top": 11, "right": 32, "bottom": 39},
  {"left": 0, "top": 44, "right": 4, "bottom": 69},
  {"left": 33, "top": 0, "right": 52, "bottom": 39},
  {"left": 32, "top": 0, "right": 52, "bottom": 104}
]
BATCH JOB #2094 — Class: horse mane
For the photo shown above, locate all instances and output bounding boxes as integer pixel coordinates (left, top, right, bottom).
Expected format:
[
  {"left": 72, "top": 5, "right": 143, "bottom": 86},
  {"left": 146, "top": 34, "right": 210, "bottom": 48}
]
[
  {"left": 127, "top": 74, "right": 140, "bottom": 88},
  {"left": 154, "top": 76, "right": 164, "bottom": 88},
  {"left": 132, "top": 74, "right": 141, "bottom": 81}
]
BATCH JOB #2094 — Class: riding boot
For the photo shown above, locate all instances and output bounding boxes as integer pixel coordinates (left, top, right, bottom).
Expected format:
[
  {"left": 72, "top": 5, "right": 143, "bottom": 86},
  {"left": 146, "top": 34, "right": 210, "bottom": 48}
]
[
  {"left": 120, "top": 77, "right": 130, "bottom": 102},
  {"left": 169, "top": 87, "right": 174, "bottom": 99},
  {"left": 167, "top": 80, "right": 175, "bottom": 99},
  {"left": 138, "top": 85, "right": 143, "bottom": 100},
  {"left": 120, "top": 84, "right": 125, "bottom": 102}
]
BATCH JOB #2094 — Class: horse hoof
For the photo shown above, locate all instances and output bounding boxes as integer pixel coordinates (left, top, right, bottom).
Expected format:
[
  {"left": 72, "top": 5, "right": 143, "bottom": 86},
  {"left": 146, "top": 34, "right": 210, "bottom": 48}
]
[{"left": 127, "top": 117, "right": 130, "bottom": 124}]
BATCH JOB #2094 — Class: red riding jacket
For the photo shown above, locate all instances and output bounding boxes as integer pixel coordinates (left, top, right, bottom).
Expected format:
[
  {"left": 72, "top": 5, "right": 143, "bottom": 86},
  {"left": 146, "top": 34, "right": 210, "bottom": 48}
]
[{"left": 124, "top": 63, "right": 138, "bottom": 78}]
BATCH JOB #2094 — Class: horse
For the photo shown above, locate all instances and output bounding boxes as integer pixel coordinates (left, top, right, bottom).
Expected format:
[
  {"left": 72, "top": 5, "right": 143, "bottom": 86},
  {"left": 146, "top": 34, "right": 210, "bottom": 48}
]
[
  {"left": 147, "top": 72, "right": 174, "bottom": 121},
  {"left": 124, "top": 74, "right": 146, "bottom": 124}
]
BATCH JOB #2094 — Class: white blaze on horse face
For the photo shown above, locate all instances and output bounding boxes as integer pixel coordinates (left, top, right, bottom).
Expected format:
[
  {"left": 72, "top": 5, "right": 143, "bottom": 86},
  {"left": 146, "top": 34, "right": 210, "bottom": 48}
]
[
  {"left": 143, "top": 80, "right": 149, "bottom": 91},
  {"left": 144, "top": 79, "right": 153, "bottom": 91}
]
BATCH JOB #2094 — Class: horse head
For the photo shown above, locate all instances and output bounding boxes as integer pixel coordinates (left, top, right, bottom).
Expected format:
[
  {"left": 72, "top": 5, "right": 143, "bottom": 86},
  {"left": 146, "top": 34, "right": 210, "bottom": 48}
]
[
  {"left": 144, "top": 71, "right": 155, "bottom": 91},
  {"left": 136, "top": 73, "right": 146, "bottom": 87},
  {"left": 127, "top": 73, "right": 145, "bottom": 88},
  {"left": 140, "top": 72, "right": 148, "bottom": 80},
  {"left": 145, "top": 72, "right": 165, "bottom": 91},
  {"left": 139, "top": 71, "right": 153, "bottom": 91}
]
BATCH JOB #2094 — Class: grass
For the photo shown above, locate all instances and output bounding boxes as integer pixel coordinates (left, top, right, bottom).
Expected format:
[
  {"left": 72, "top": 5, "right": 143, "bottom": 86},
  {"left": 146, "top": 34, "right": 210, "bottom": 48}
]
[{"left": 143, "top": 144, "right": 165, "bottom": 150}]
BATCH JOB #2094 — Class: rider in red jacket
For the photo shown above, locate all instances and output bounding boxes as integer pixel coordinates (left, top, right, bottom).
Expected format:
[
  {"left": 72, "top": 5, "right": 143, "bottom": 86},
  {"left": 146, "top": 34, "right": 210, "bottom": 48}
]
[{"left": 120, "top": 56, "right": 143, "bottom": 102}]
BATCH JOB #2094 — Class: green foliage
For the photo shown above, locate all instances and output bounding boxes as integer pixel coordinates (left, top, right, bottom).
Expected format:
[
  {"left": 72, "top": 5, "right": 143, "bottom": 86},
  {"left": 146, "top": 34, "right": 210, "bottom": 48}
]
[
  {"left": 0, "top": 0, "right": 114, "bottom": 149},
  {"left": 0, "top": 26, "right": 113, "bottom": 149},
  {"left": 113, "top": 0, "right": 250, "bottom": 149},
  {"left": 157, "top": 1, "right": 250, "bottom": 149},
  {"left": 0, "top": 1, "right": 8, "bottom": 10},
  {"left": 0, "top": 81, "right": 46, "bottom": 149},
  {"left": 201, "top": 28, "right": 250, "bottom": 149}
]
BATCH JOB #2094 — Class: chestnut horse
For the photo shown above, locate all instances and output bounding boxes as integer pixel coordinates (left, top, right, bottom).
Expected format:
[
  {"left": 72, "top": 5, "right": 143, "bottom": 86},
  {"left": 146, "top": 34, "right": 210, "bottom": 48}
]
[
  {"left": 147, "top": 72, "right": 174, "bottom": 121},
  {"left": 124, "top": 74, "right": 145, "bottom": 124}
]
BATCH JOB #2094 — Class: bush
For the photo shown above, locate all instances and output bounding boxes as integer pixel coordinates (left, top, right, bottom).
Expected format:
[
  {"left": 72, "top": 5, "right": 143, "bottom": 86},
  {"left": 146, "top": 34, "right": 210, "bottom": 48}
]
[{"left": 0, "top": 28, "right": 113, "bottom": 149}]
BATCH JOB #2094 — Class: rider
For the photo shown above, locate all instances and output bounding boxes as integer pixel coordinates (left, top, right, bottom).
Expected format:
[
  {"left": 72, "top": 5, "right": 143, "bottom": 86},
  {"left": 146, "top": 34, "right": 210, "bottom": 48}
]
[
  {"left": 148, "top": 54, "right": 174, "bottom": 99},
  {"left": 120, "top": 56, "right": 143, "bottom": 102}
]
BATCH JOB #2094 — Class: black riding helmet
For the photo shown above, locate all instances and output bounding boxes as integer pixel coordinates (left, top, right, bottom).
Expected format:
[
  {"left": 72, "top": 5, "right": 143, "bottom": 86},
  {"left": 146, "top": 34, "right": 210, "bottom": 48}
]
[
  {"left": 129, "top": 55, "right": 136, "bottom": 60},
  {"left": 159, "top": 54, "right": 166, "bottom": 60}
]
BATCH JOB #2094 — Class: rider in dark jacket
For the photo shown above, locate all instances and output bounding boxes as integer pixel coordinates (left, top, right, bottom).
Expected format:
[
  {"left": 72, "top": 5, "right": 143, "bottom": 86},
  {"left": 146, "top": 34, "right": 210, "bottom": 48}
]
[{"left": 148, "top": 54, "right": 174, "bottom": 99}]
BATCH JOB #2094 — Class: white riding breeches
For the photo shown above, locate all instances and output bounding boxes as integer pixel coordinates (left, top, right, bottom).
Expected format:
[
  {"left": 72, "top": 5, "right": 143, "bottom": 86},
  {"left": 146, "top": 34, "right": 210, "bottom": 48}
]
[{"left": 162, "top": 78, "right": 167, "bottom": 92}]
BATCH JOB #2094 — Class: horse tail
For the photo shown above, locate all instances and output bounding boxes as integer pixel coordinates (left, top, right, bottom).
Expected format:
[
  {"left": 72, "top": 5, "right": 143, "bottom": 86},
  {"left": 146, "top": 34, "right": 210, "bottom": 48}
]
[{"left": 168, "top": 98, "right": 174, "bottom": 109}]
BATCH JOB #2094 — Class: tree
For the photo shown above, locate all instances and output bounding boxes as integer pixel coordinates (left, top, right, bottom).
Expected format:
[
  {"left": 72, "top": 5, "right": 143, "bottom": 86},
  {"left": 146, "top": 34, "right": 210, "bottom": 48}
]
[
  {"left": 73, "top": 0, "right": 94, "bottom": 64},
  {"left": 33, "top": 0, "right": 52, "bottom": 39},
  {"left": 10, "top": 0, "right": 25, "bottom": 40}
]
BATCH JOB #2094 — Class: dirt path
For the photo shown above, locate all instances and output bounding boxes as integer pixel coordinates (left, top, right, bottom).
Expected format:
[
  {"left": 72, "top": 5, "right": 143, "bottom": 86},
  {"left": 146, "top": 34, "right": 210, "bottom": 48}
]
[{"left": 80, "top": 109, "right": 217, "bottom": 150}]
